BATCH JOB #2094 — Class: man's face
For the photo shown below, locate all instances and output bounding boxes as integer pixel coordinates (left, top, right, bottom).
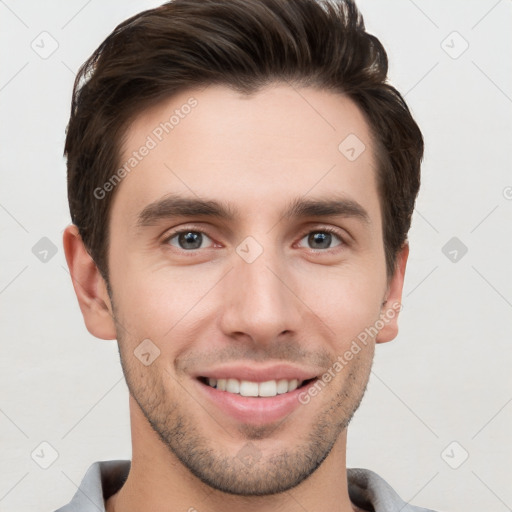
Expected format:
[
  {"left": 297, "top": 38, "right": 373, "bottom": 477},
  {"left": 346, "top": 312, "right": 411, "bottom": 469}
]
[{"left": 104, "top": 84, "right": 401, "bottom": 495}]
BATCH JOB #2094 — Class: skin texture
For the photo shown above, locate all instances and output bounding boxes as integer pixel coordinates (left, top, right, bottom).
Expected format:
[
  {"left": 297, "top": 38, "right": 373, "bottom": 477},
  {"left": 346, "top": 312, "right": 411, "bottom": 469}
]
[{"left": 63, "top": 84, "right": 408, "bottom": 512}]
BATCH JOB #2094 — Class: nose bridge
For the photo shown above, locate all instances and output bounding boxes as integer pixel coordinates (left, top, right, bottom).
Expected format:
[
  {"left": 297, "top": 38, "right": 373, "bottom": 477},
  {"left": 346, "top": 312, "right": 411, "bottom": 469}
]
[{"left": 219, "top": 238, "right": 300, "bottom": 342}]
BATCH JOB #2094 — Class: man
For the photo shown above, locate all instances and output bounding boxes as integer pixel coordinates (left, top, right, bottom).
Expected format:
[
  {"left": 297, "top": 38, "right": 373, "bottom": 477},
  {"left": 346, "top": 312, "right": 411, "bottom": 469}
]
[{"left": 58, "top": 0, "right": 435, "bottom": 510}]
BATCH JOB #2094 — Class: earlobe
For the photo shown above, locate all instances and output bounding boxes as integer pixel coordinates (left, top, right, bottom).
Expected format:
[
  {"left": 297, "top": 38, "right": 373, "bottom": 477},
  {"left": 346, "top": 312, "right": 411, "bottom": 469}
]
[
  {"left": 62, "top": 224, "right": 117, "bottom": 340},
  {"left": 375, "top": 243, "right": 409, "bottom": 344}
]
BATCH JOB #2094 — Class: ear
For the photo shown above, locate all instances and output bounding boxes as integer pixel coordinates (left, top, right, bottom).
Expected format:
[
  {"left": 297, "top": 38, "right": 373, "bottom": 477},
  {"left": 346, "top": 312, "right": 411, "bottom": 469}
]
[
  {"left": 375, "top": 243, "right": 409, "bottom": 344},
  {"left": 62, "top": 224, "right": 117, "bottom": 340}
]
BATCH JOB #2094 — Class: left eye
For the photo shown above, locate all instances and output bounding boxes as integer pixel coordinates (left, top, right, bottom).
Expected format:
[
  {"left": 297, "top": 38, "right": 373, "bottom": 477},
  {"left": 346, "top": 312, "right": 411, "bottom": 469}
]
[
  {"left": 166, "top": 231, "right": 214, "bottom": 250},
  {"left": 297, "top": 230, "right": 343, "bottom": 250}
]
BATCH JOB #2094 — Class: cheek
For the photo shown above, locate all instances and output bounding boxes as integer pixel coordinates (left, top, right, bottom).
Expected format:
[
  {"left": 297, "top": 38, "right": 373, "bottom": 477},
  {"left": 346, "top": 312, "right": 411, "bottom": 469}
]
[
  {"left": 303, "top": 269, "right": 385, "bottom": 345},
  {"left": 109, "top": 232, "right": 387, "bottom": 352},
  {"left": 110, "top": 263, "right": 222, "bottom": 345}
]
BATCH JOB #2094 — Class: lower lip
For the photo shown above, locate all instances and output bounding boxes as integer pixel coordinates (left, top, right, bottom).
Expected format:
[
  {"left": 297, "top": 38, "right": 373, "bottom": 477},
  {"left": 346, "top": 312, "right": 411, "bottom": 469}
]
[{"left": 195, "top": 378, "right": 318, "bottom": 425}]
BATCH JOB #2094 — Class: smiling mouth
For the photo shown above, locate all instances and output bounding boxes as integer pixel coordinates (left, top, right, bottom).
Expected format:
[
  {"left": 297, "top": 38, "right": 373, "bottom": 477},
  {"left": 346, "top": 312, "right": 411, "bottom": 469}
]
[{"left": 198, "top": 377, "right": 317, "bottom": 398}]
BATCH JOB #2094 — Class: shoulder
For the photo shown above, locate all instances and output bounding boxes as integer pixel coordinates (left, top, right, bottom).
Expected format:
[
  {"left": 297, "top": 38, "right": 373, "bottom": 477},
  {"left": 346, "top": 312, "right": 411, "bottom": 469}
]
[
  {"left": 347, "top": 468, "right": 440, "bottom": 512},
  {"left": 53, "top": 460, "right": 131, "bottom": 512}
]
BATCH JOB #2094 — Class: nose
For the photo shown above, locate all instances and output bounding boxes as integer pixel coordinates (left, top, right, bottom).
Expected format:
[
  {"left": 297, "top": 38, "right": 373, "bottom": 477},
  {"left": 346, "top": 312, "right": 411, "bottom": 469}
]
[{"left": 218, "top": 244, "right": 303, "bottom": 346}]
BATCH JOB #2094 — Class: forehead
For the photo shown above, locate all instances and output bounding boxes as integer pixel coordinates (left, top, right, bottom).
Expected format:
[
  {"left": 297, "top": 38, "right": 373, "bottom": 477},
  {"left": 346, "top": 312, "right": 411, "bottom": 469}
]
[{"left": 112, "top": 84, "right": 380, "bottom": 226}]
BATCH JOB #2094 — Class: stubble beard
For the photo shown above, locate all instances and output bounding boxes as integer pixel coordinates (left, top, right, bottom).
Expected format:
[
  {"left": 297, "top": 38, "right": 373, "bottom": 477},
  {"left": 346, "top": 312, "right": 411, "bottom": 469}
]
[{"left": 115, "top": 328, "right": 374, "bottom": 496}]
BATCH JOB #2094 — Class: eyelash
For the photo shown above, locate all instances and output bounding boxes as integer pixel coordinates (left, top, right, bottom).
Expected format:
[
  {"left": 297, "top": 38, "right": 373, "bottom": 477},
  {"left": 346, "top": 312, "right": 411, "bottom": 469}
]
[{"left": 162, "top": 225, "right": 347, "bottom": 253}]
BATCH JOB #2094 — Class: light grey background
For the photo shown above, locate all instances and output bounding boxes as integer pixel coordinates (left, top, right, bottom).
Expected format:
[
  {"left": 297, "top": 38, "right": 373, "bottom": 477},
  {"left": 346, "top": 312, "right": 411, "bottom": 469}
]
[{"left": 1, "top": 1, "right": 511, "bottom": 511}]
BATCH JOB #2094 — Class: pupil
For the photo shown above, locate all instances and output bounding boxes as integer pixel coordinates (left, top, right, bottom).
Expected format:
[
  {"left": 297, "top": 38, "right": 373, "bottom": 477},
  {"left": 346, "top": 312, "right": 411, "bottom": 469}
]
[
  {"left": 180, "top": 232, "right": 202, "bottom": 249},
  {"left": 309, "top": 232, "right": 331, "bottom": 249}
]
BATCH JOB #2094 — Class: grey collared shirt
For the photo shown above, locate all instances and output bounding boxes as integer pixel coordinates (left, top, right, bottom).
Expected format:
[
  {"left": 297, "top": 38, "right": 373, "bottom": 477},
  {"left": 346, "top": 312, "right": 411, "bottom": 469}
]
[{"left": 54, "top": 460, "right": 438, "bottom": 512}]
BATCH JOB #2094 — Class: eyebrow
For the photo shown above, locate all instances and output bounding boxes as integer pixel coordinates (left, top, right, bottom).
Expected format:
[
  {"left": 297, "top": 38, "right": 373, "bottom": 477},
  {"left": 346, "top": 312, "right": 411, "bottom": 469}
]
[{"left": 136, "top": 193, "right": 370, "bottom": 228}]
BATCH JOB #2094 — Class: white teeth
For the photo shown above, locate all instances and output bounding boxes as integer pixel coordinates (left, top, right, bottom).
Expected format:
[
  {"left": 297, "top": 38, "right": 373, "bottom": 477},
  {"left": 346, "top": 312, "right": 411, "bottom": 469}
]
[
  {"left": 258, "top": 380, "right": 277, "bottom": 397},
  {"left": 206, "top": 377, "right": 304, "bottom": 397},
  {"left": 240, "top": 380, "right": 259, "bottom": 397},
  {"left": 276, "top": 379, "right": 289, "bottom": 394},
  {"left": 226, "top": 378, "right": 240, "bottom": 394},
  {"left": 288, "top": 379, "right": 299, "bottom": 392}
]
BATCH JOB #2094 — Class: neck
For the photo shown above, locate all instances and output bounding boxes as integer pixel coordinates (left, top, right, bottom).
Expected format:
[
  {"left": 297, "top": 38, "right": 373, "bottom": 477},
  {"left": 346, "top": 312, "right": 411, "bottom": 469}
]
[{"left": 106, "top": 397, "right": 358, "bottom": 512}]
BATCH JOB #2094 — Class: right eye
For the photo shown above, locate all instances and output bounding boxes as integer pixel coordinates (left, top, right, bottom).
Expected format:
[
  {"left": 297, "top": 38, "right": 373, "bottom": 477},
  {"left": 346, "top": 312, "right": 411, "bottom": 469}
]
[{"left": 164, "top": 230, "right": 215, "bottom": 251}]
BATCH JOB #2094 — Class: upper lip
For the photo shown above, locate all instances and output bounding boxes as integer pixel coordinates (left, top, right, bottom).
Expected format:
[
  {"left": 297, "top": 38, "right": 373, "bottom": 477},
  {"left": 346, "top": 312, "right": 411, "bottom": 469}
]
[{"left": 193, "top": 363, "right": 320, "bottom": 383}]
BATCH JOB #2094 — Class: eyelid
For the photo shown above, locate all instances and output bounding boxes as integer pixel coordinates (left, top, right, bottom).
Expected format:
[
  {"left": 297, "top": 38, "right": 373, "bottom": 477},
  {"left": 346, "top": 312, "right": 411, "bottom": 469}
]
[
  {"left": 295, "top": 225, "right": 348, "bottom": 249},
  {"left": 162, "top": 225, "right": 217, "bottom": 249}
]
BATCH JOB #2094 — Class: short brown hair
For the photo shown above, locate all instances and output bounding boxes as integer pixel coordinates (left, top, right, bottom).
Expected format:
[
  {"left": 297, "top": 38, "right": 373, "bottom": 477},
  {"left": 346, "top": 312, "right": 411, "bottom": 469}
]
[{"left": 65, "top": 0, "right": 423, "bottom": 281}]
